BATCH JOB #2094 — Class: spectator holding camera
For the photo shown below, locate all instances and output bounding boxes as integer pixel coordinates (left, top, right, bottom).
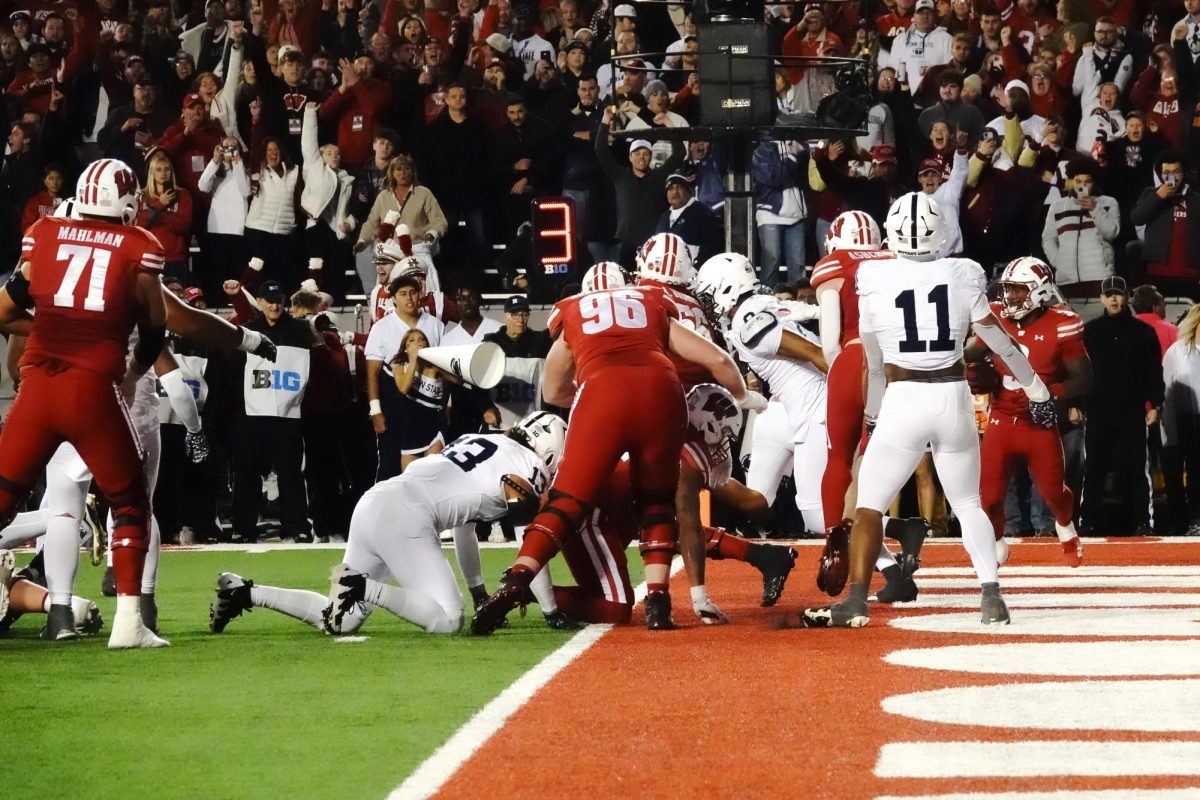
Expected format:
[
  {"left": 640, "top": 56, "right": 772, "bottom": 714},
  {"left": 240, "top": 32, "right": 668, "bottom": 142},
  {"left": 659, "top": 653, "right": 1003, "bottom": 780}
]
[
  {"left": 1130, "top": 151, "right": 1200, "bottom": 299},
  {"left": 197, "top": 135, "right": 252, "bottom": 301},
  {"left": 1042, "top": 159, "right": 1119, "bottom": 296}
]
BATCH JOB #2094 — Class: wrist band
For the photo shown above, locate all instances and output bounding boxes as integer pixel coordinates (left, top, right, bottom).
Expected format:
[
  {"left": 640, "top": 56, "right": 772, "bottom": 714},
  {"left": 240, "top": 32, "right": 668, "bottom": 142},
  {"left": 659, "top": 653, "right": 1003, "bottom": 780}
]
[{"left": 369, "top": 399, "right": 382, "bottom": 416}]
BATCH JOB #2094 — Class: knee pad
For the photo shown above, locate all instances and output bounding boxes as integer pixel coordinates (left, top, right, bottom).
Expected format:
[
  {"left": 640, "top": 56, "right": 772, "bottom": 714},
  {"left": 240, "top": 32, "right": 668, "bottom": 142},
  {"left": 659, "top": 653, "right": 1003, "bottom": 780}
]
[{"left": 528, "top": 489, "right": 591, "bottom": 548}]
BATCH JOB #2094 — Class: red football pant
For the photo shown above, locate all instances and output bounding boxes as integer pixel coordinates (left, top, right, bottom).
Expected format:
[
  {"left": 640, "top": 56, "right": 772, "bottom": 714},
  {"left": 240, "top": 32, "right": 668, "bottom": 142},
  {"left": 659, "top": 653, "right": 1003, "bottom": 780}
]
[
  {"left": 822, "top": 342, "right": 865, "bottom": 529},
  {"left": 980, "top": 417, "right": 1075, "bottom": 539},
  {"left": 558, "top": 510, "right": 636, "bottom": 624},
  {"left": 520, "top": 368, "right": 686, "bottom": 566},
  {"left": 0, "top": 366, "right": 149, "bottom": 596}
]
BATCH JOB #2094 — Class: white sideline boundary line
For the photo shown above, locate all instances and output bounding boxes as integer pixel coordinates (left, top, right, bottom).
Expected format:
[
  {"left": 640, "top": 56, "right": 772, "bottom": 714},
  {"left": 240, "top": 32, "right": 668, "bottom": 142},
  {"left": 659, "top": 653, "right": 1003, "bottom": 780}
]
[{"left": 386, "top": 558, "right": 684, "bottom": 800}]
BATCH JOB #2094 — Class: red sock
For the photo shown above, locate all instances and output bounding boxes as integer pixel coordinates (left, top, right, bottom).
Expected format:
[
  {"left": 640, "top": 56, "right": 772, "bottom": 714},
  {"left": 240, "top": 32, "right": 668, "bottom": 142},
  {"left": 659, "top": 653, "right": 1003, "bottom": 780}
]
[
  {"left": 647, "top": 582, "right": 669, "bottom": 594},
  {"left": 708, "top": 528, "right": 751, "bottom": 562},
  {"left": 111, "top": 545, "right": 147, "bottom": 597}
]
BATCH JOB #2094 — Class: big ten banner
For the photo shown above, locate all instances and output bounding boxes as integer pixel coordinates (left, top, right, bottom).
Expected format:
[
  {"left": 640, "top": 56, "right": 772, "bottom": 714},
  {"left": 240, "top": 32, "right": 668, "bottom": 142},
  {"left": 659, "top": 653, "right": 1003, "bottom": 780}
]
[{"left": 493, "top": 357, "right": 544, "bottom": 427}]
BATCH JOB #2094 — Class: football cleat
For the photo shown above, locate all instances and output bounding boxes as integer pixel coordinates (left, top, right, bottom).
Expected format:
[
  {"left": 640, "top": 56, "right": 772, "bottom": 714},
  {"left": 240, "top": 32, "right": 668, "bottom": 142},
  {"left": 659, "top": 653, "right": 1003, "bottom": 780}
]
[
  {"left": 0, "top": 549, "right": 13, "bottom": 621},
  {"left": 980, "top": 583, "right": 1011, "bottom": 625},
  {"left": 995, "top": 537, "right": 1011, "bottom": 566},
  {"left": 73, "top": 598, "right": 103, "bottom": 636},
  {"left": 871, "top": 563, "right": 918, "bottom": 604},
  {"left": 1061, "top": 536, "right": 1083, "bottom": 568},
  {"left": 758, "top": 546, "right": 797, "bottom": 607},
  {"left": 800, "top": 599, "right": 870, "bottom": 628},
  {"left": 85, "top": 493, "right": 106, "bottom": 567},
  {"left": 543, "top": 610, "right": 587, "bottom": 631},
  {"left": 323, "top": 564, "right": 367, "bottom": 635},
  {"left": 816, "top": 521, "right": 851, "bottom": 596},
  {"left": 41, "top": 603, "right": 79, "bottom": 641},
  {"left": 100, "top": 566, "right": 116, "bottom": 598},
  {"left": 470, "top": 568, "right": 533, "bottom": 636},
  {"left": 107, "top": 596, "right": 169, "bottom": 648},
  {"left": 209, "top": 572, "right": 254, "bottom": 633},
  {"left": 140, "top": 594, "right": 159, "bottom": 634},
  {"left": 643, "top": 591, "right": 677, "bottom": 631},
  {"left": 887, "top": 516, "right": 930, "bottom": 565}
]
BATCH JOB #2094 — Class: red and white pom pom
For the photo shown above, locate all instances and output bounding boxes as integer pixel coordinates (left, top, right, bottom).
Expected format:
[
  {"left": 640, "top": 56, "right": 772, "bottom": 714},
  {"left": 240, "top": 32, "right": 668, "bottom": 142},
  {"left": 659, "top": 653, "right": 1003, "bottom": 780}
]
[
  {"left": 395, "top": 223, "right": 413, "bottom": 256},
  {"left": 376, "top": 209, "right": 402, "bottom": 244}
]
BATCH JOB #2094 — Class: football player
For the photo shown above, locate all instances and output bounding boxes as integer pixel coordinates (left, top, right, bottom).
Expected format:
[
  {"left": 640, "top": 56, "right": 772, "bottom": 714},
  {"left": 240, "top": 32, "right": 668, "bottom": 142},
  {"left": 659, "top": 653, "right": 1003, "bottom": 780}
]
[
  {"left": 209, "top": 412, "right": 566, "bottom": 635},
  {"left": 471, "top": 278, "right": 766, "bottom": 634},
  {"left": 966, "top": 257, "right": 1091, "bottom": 566},
  {"left": 802, "top": 193, "right": 1053, "bottom": 628}
]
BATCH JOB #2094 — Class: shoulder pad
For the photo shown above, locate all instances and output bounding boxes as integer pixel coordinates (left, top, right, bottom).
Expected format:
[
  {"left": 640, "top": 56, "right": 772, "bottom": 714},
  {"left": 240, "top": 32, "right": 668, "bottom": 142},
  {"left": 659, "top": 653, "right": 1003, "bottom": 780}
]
[{"left": 739, "top": 310, "right": 779, "bottom": 348}]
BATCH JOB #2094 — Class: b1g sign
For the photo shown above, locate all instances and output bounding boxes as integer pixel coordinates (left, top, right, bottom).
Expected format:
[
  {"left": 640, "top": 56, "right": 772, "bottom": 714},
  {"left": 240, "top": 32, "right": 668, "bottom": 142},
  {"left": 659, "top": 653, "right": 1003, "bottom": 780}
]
[{"left": 531, "top": 197, "right": 576, "bottom": 276}]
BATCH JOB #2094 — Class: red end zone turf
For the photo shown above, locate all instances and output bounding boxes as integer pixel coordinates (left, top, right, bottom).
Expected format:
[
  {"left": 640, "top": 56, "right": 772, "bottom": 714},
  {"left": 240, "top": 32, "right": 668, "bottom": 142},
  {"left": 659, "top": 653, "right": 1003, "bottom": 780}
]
[{"left": 438, "top": 540, "right": 1200, "bottom": 799}]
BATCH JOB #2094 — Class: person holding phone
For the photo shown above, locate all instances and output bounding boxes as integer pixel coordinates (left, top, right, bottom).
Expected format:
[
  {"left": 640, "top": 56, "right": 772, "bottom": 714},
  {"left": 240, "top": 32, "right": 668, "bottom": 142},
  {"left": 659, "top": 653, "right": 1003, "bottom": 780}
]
[
  {"left": 1130, "top": 151, "right": 1200, "bottom": 298},
  {"left": 1041, "top": 158, "right": 1119, "bottom": 297}
]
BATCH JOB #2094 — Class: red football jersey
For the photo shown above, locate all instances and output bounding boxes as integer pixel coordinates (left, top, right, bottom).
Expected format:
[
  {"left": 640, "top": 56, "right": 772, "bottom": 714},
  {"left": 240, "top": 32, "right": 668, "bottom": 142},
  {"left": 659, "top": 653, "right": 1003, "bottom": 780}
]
[
  {"left": 811, "top": 248, "right": 895, "bottom": 347},
  {"left": 638, "top": 280, "right": 719, "bottom": 389},
  {"left": 548, "top": 286, "right": 678, "bottom": 383},
  {"left": 21, "top": 216, "right": 165, "bottom": 381},
  {"left": 986, "top": 301, "right": 1086, "bottom": 420}
]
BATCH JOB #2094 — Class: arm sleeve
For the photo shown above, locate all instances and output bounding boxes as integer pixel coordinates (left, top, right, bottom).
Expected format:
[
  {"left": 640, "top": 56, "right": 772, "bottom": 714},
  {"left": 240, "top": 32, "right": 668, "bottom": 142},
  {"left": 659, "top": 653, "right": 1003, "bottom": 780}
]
[
  {"left": 859, "top": 298, "right": 886, "bottom": 419},
  {"left": 817, "top": 287, "right": 842, "bottom": 364},
  {"left": 159, "top": 367, "right": 203, "bottom": 433}
]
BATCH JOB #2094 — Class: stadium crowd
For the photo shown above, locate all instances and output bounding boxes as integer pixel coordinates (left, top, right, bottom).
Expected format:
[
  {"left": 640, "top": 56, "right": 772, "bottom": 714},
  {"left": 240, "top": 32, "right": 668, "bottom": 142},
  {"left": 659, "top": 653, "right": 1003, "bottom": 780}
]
[{"left": 0, "top": 0, "right": 1199, "bottom": 556}]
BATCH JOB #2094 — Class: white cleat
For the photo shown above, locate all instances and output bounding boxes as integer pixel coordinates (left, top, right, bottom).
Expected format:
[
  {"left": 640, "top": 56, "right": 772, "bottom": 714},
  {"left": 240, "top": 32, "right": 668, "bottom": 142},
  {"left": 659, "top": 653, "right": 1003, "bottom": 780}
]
[
  {"left": 0, "top": 550, "right": 13, "bottom": 620},
  {"left": 107, "top": 596, "right": 169, "bottom": 649},
  {"left": 995, "top": 537, "right": 1010, "bottom": 566}
]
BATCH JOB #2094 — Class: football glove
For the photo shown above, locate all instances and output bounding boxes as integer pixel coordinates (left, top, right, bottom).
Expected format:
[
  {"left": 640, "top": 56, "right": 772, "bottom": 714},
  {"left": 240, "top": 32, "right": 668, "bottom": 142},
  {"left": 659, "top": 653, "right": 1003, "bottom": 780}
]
[
  {"left": 737, "top": 390, "right": 769, "bottom": 412},
  {"left": 692, "top": 596, "right": 729, "bottom": 625},
  {"left": 1029, "top": 398, "right": 1057, "bottom": 430},
  {"left": 185, "top": 430, "right": 210, "bottom": 463},
  {"left": 238, "top": 328, "right": 278, "bottom": 362}
]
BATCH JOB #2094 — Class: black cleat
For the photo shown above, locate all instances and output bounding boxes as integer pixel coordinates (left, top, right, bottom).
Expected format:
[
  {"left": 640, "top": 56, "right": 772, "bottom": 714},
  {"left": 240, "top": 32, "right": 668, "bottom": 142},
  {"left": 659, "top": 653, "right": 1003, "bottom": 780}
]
[
  {"left": 292, "top": 531, "right": 315, "bottom": 544},
  {"left": 40, "top": 603, "right": 79, "bottom": 641},
  {"left": 799, "top": 598, "right": 870, "bottom": 628},
  {"left": 140, "top": 594, "right": 159, "bottom": 634},
  {"left": 757, "top": 546, "right": 798, "bottom": 607},
  {"left": 872, "top": 568, "right": 918, "bottom": 604},
  {"left": 323, "top": 564, "right": 367, "bottom": 634},
  {"left": 101, "top": 566, "right": 116, "bottom": 598},
  {"left": 210, "top": 572, "right": 254, "bottom": 633},
  {"left": 886, "top": 516, "right": 930, "bottom": 567},
  {"left": 543, "top": 610, "right": 587, "bottom": 630},
  {"left": 470, "top": 569, "right": 532, "bottom": 636},
  {"left": 644, "top": 591, "right": 677, "bottom": 631}
]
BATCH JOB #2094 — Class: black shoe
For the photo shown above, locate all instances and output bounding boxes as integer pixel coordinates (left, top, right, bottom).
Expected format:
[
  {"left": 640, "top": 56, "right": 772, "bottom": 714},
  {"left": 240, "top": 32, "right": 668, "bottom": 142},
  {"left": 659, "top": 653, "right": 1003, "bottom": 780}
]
[
  {"left": 800, "top": 598, "right": 870, "bottom": 628},
  {"left": 544, "top": 610, "right": 586, "bottom": 630},
  {"left": 323, "top": 564, "right": 367, "bottom": 634},
  {"left": 210, "top": 572, "right": 254, "bottom": 633},
  {"left": 886, "top": 516, "right": 930, "bottom": 564},
  {"left": 872, "top": 566, "right": 918, "bottom": 604},
  {"left": 140, "top": 594, "right": 159, "bottom": 634},
  {"left": 100, "top": 566, "right": 116, "bottom": 598},
  {"left": 40, "top": 603, "right": 79, "bottom": 641},
  {"left": 470, "top": 569, "right": 532, "bottom": 636},
  {"left": 644, "top": 591, "right": 677, "bottom": 631},
  {"left": 18, "top": 550, "right": 46, "bottom": 587},
  {"left": 292, "top": 531, "right": 315, "bottom": 544},
  {"left": 756, "top": 546, "right": 797, "bottom": 607}
]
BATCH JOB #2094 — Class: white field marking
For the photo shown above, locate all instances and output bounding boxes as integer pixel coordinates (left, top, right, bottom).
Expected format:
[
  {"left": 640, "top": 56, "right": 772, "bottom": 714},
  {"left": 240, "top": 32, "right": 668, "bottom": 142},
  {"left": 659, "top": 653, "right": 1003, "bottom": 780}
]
[
  {"left": 332, "top": 635, "right": 370, "bottom": 643},
  {"left": 916, "top": 576, "right": 1200, "bottom": 589},
  {"left": 875, "top": 741, "right": 1200, "bottom": 778},
  {"left": 883, "top": 640, "right": 1200, "bottom": 676},
  {"left": 904, "top": 592, "right": 1200, "bottom": 609},
  {"left": 922, "top": 566, "right": 1200, "bottom": 576},
  {"left": 875, "top": 789, "right": 1200, "bottom": 800},
  {"left": 386, "top": 558, "right": 684, "bottom": 800},
  {"left": 890, "top": 607, "right": 1200, "bottom": 637},
  {"left": 881, "top": 679, "right": 1200, "bottom": 733}
]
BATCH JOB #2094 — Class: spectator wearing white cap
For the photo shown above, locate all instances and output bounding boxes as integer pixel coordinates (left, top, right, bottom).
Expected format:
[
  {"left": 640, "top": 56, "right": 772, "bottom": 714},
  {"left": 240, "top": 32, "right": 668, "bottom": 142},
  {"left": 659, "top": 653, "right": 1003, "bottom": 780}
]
[
  {"left": 594, "top": 106, "right": 684, "bottom": 266},
  {"left": 986, "top": 79, "right": 1047, "bottom": 145},
  {"left": 623, "top": 79, "right": 688, "bottom": 169},
  {"left": 887, "top": 0, "right": 953, "bottom": 102}
]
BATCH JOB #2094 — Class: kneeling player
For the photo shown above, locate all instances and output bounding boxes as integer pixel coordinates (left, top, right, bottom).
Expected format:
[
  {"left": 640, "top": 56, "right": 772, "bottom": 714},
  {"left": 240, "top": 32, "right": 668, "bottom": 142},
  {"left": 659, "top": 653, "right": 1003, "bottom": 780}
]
[
  {"left": 0, "top": 549, "right": 102, "bottom": 638},
  {"left": 209, "top": 412, "right": 566, "bottom": 635}
]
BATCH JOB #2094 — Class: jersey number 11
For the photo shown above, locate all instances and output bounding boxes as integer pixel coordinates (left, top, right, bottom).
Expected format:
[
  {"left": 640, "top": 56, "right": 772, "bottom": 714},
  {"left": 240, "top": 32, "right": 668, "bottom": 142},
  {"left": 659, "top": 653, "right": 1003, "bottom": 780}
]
[{"left": 895, "top": 284, "right": 954, "bottom": 353}]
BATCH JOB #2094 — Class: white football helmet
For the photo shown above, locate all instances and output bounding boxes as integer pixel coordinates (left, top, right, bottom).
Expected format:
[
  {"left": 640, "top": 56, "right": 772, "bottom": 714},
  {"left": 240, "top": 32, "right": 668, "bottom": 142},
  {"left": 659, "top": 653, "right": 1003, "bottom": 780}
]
[
  {"left": 512, "top": 411, "right": 568, "bottom": 475},
  {"left": 885, "top": 192, "right": 944, "bottom": 260},
  {"left": 387, "top": 255, "right": 426, "bottom": 283},
  {"left": 997, "top": 256, "right": 1061, "bottom": 320},
  {"left": 581, "top": 261, "right": 627, "bottom": 293},
  {"left": 825, "top": 210, "right": 881, "bottom": 253},
  {"left": 686, "top": 384, "right": 742, "bottom": 467},
  {"left": 75, "top": 159, "right": 141, "bottom": 224},
  {"left": 53, "top": 198, "right": 80, "bottom": 219},
  {"left": 636, "top": 232, "right": 694, "bottom": 286},
  {"left": 694, "top": 252, "right": 759, "bottom": 321}
]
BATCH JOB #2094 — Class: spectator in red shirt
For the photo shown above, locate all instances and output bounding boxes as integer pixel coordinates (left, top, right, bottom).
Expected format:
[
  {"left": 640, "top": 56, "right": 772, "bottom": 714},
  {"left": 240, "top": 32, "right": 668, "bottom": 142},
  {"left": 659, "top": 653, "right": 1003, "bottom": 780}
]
[
  {"left": 6, "top": 43, "right": 56, "bottom": 116},
  {"left": 319, "top": 54, "right": 393, "bottom": 168},
  {"left": 158, "top": 93, "right": 228, "bottom": 225},
  {"left": 137, "top": 150, "right": 195, "bottom": 281},
  {"left": 876, "top": 0, "right": 914, "bottom": 45},
  {"left": 20, "top": 164, "right": 65, "bottom": 233},
  {"left": 1131, "top": 284, "right": 1179, "bottom": 358},
  {"left": 782, "top": 5, "right": 844, "bottom": 88}
]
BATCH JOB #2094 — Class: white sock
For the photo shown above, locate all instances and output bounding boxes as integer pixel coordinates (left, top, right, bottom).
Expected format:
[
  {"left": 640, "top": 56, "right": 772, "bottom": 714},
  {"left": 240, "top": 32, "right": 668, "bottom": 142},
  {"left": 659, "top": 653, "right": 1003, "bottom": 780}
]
[
  {"left": 800, "top": 508, "right": 824, "bottom": 536},
  {"left": 141, "top": 518, "right": 161, "bottom": 595},
  {"left": 44, "top": 515, "right": 80, "bottom": 607},
  {"left": 875, "top": 543, "right": 898, "bottom": 572},
  {"left": 250, "top": 585, "right": 327, "bottom": 628},
  {"left": 957, "top": 506, "right": 1000, "bottom": 585},
  {"left": 0, "top": 509, "right": 49, "bottom": 549},
  {"left": 451, "top": 524, "right": 483, "bottom": 587},
  {"left": 529, "top": 565, "right": 557, "bottom": 613},
  {"left": 361, "top": 578, "right": 460, "bottom": 633},
  {"left": 1055, "top": 520, "right": 1079, "bottom": 544},
  {"left": 106, "top": 510, "right": 114, "bottom": 568}
]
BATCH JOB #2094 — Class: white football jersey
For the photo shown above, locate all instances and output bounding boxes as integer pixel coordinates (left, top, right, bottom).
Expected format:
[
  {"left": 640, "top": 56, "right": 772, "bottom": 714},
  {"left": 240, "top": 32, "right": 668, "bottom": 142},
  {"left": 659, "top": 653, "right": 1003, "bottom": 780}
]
[
  {"left": 366, "top": 433, "right": 549, "bottom": 528},
  {"left": 856, "top": 256, "right": 991, "bottom": 371},
  {"left": 729, "top": 293, "right": 827, "bottom": 440}
]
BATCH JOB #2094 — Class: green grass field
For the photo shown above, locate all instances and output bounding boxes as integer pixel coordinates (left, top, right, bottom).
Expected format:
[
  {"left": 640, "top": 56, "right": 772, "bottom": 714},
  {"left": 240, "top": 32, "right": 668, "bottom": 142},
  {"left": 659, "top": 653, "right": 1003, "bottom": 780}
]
[{"left": 1, "top": 547, "right": 639, "bottom": 800}]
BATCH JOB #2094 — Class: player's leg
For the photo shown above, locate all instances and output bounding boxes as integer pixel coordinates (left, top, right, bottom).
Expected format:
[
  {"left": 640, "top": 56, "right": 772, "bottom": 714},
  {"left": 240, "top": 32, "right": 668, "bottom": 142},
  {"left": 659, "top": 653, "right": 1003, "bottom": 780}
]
[
  {"left": 745, "top": 402, "right": 795, "bottom": 508},
  {"left": 0, "top": 369, "right": 64, "bottom": 532},
  {"left": 929, "top": 384, "right": 1009, "bottom": 625},
  {"left": 557, "top": 514, "right": 635, "bottom": 624},
  {"left": 3, "top": 575, "right": 103, "bottom": 636},
  {"left": 138, "top": 423, "right": 164, "bottom": 632},
  {"left": 792, "top": 420, "right": 828, "bottom": 535},
  {"left": 821, "top": 345, "right": 864, "bottom": 528},
  {"left": 0, "top": 510, "right": 50, "bottom": 549},
  {"left": 705, "top": 526, "right": 797, "bottom": 607},
  {"left": 1025, "top": 426, "right": 1083, "bottom": 566}
]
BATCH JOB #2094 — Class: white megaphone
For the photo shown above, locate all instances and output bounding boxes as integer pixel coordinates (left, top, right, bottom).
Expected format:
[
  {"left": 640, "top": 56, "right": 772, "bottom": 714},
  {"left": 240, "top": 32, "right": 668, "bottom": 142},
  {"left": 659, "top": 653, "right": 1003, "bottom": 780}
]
[{"left": 417, "top": 342, "right": 507, "bottom": 389}]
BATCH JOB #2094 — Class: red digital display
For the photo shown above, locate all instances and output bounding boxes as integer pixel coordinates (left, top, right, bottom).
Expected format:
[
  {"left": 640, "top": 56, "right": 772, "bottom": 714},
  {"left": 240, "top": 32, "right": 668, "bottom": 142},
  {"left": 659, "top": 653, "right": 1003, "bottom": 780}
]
[{"left": 531, "top": 197, "right": 576, "bottom": 275}]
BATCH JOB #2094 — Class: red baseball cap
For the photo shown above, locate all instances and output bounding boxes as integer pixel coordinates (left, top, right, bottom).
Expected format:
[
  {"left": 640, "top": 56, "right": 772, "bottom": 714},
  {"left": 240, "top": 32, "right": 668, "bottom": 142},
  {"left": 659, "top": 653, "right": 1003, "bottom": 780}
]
[
  {"left": 918, "top": 157, "right": 942, "bottom": 175},
  {"left": 183, "top": 287, "right": 205, "bottom": 304},
  {"left": 870, "top": 143, "right": 897, "bottom": 164},
  {"left": 182, "top": 92, "right": 204, "bottom": 109}
]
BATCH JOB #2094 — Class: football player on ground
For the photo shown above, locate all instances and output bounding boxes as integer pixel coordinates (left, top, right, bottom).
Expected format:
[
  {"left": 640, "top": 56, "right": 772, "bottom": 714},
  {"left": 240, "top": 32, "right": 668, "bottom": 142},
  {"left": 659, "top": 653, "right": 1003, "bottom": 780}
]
[
  {"left": 0, "top": 551, "right": 103, "bottom": 637},
  {"left": 471, "top": 273, "right": 766, "bottom": 634},
  {"left": 0, "top": 159, "right": 170, "bottom": 648},
  {"left": 209, "top": 412, "right": 566, "bottom": 635},
  {"left": 810, "top": 211, "right": 931, "bottom": 603},
  {"left": 966, "top": 257, "right": 1092, "bottom": 567},
  {"left": 802, "top": 193, "right": 1054, "bottom": 628},
  {"left": 693, "top": 252, "right": 828, "bottom": 538},
  {"left": 553, "top": 384, "right": 797, "bottom": 624}
]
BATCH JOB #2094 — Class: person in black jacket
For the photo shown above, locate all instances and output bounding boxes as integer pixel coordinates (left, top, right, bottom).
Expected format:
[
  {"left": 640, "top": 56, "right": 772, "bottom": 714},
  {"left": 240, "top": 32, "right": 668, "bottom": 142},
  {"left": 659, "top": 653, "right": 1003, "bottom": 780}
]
[
  {"left": 490, "top": 95, "right": 559, "bottom": 241},
  {"left": 653, "top": 171, "right": 721, "bottom": 267},
  {"left": 97, "top": 76, "right": 176, "bottom": 180},
  {"left": 1128, "top": 150, "right": 1200, "bottom": 298},
  {"left": 421, "top": 84, "right": 491, "bottom": 271},
  {"left": 1081, "top": 275, "right": 1165, "bottom": 535},
  {"left": 243, "top": 33, "right": 322, "bottom": 165}
]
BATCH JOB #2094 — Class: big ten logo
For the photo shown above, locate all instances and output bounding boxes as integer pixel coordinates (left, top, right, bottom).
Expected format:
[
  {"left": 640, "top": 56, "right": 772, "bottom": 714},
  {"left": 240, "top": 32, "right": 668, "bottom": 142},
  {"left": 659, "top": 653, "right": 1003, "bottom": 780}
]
[
  {"left": 253, "top": 369, "right": 303, "bottom": 392},
  {"left": 493, "top": 379, "right": 536, "bottom": 404}
]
